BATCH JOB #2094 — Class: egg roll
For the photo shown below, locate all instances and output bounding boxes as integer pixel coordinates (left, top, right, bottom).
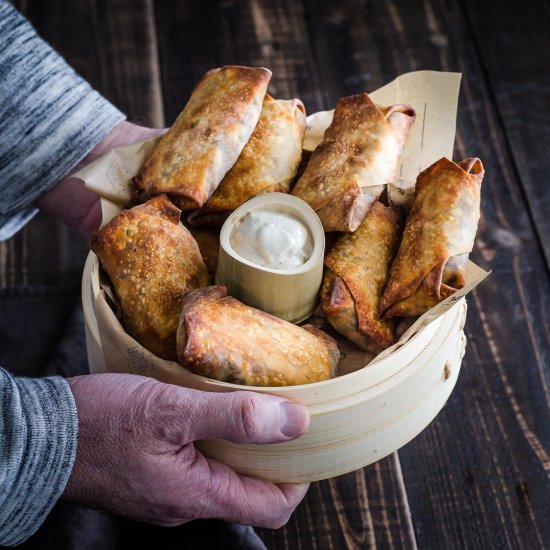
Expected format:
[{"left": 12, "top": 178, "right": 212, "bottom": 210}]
[
  {"left": 133, "top": 66, "right": 271, "bottom": 210},
  {"left": 188, "top": 94, "right": 306, "bottom": 227},
  {"left": 185, "top": 224, "right": 220, "bottom": 274},
  {"left": 177, "top": 286, "right": 340, "bottom": 386},
  {"left": 321, "top": 202, "right": 402, "bottom": 353},
  {"left": 379, "top": 157, "right": 484, "bottom": 318},
  {"left": 90, "top": 195, "right": 209, "bottom": 360},
  {"left": 292, "top": 93, "right": 415, "bottom": 232}
]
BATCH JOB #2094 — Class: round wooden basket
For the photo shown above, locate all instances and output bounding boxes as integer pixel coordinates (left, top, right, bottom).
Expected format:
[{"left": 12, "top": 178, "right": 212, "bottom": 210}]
[{"left": 82, "top": 252, "right": 467, "bottom": 483}]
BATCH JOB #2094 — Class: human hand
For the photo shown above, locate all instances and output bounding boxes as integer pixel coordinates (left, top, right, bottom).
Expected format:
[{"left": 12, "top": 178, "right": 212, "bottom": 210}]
[
  {"left": 36, "top": 121, "right": 165, "bottom": 239},
  {"left": 63, "top": 373, "right": 310, "bottom": 528}
]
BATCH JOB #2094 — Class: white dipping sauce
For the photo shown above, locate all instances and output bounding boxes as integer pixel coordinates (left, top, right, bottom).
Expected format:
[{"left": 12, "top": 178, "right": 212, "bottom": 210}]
[{"left": 230, "top": 210, "right": 313, "bottom": 270}]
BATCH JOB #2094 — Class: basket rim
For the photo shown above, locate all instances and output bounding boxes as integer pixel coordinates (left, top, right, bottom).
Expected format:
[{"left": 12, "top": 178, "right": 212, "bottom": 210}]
[{"left": 82, "top": 250, "right": 465, "bottom": 395}]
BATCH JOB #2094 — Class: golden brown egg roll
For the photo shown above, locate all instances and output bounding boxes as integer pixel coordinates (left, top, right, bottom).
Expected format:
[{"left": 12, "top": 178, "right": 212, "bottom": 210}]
[
  {"left": 133, "top": 66, "right": 271, "bottom": 210},
  {"left": 185, "top": 224, "right": 220, "bottom": 274},
  {"left": 90, "top": 195, "right": 209, "bottom": 360},
  {"left": 321, "top": 202, "right": 402, "bottom": 353},
  {"left": 379, "top": 157, "right": 484, "bottom": 318},
  {"left": 187, "top": 94, "right": 306, "bottom": 227},
  {"left": 177, "top": 286, "right": 340, "bottom": 386},
  {"left": 291, "top": 93, "right": 415, "bottom": 232}
]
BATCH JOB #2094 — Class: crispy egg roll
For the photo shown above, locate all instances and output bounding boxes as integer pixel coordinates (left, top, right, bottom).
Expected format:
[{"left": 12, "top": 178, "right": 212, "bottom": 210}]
[
  {"left": 292, "top": 93, "right": 415, "bottom": 232},
  {"left": 379, "top": 157, "right": 484, "bottom": 318},
  {"left": 188, "top": 94, "right": 306, "bottom": 227},
  {"left": 133, "top": 66, "right": 271, "bottom": 210},
  {"left": 177, "top": 286, "right": 339, "bottom": 386},
  {"left": 90, "top": 195, "right": 209, "bottom": 360},
  {"left": 321, "top": 202, "right": 402, "bottom": 353},
  {"left": 185, "top": 224, "right": 220, "bottom": 274}
]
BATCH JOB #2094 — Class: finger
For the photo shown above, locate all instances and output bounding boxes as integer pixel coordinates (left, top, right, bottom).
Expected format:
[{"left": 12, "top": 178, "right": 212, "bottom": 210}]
[
  {"left": 199, "top": 456, "right": 309, "bottom": 529},
  {"left": 172, "top": 389, "right": 310, "bottom": 445}
]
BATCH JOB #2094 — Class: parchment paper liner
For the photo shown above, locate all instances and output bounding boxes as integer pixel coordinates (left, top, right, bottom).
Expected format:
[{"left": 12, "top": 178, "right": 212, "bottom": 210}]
[{"left": 78, "top": 70, "right": 490, "bottom": 383}]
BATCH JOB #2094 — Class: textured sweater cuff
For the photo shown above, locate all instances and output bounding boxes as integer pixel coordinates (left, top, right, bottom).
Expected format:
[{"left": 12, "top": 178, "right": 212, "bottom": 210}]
[
  {"left": 0, "top": 209, "right": 38, "bottom": 241},
  {"left": 0, "top": 369, "right": 78, "bottom": 546},
  {"left": 0, "top": 1, "right": 125, "bottom": 240}
]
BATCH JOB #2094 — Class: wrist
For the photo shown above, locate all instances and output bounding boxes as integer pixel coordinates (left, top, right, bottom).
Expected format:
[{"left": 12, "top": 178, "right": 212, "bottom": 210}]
[
  {"left": 81, "top": 121, "right": 164, "bottom": 165},
  {"left": 36, "top": 121, "right": 165, "bottom": 240}
]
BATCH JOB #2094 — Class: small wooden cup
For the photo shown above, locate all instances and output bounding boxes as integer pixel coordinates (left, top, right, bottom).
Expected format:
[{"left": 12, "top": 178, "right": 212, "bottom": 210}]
[{"left": 215, "top": 193, "right": 325, "bottom": 323}]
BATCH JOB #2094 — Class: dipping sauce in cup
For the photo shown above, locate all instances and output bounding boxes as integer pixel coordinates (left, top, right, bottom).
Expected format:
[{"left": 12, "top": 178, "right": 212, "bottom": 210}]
[
  {"left": 230, "top": 209, "right": 314, "bottom": 270},
  {"left": 216, "top": 193, "right": 325, "bottom": 323}
]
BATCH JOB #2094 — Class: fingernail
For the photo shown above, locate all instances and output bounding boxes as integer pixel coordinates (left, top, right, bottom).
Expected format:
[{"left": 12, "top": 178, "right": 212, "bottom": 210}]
[{"left": 280, "top": 402, "right": 309, "bottom": 438}]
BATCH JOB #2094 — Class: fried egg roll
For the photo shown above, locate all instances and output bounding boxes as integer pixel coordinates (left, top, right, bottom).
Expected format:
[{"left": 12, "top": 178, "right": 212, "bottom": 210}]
[
  {"left": 188, "top": 94, "right": 306, "bottom": 227},
  {"left": 379, "top": 157, "right": 484, "bottom": 318},
  {"left": 90, "top": 195, "right": 209, "bottom": 360},
  {"left": 185, "top": 224, "right": 220, "bottom": 274},
  {"left": 321, "top": 202, "right": 402, "bottom": 353},
  {"left": 292, "top": 93, "right": 415, "bottom": 232},
  {"left": 177, "top": 286, "right": 339, "bottom": 386},
  {"left": 133, "top": 66, "right": 271, "bottom": 210}
]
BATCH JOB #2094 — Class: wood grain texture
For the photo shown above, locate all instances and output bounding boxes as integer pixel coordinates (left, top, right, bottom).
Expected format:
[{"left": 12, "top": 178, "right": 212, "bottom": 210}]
[
  {"left": 259, "top": 457, "right": 417, "bottom": 550},
  {"left": 15, "top": 0, "right": 164, "bottom": 126},
  {"left": 0, "top": 212, "right": 87, "bottom": 289},
  {"left": 460, "top": 0, "right": 550, "bottom": 272},
  {"left": 155, "top": 0, "right": 325, "bottom": 122},
  {"left": 296, "top": 0, "right": 549, "bottom": 547},
  {"left": 155, "top": 0, "right": 549, "bottom": 547},
  {"left": 1, "top": 0, "right": 163, "bottom": 290},
  {"left": 154, "top": 0, "right": 418, "bottom": 546},
  {"left": 1, "top": 0, "right": 548, "bottom": 548}
]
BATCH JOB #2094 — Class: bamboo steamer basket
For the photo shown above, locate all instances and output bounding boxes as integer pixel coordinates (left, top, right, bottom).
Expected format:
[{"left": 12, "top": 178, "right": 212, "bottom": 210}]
[{"left": 82, "top": 251, "right": 467, "bottom": 483}]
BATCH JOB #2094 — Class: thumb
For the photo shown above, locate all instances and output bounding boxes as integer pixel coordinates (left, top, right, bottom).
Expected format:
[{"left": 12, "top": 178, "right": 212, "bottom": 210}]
[{"left": 185, "top": 390, "right": 310, "bottom": 444}]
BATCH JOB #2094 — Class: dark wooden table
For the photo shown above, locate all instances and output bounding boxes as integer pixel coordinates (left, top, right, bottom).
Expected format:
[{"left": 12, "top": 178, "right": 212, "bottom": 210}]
[{"left": 2, "top": 1, "right": 549, "bottom": 548}]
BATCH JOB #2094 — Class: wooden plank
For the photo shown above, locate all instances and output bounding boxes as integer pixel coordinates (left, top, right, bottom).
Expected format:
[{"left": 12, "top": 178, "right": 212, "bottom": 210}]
[
  {"left": 258, "top": 456, "right": 417, "bottom": 550},
  {"left": 296, "top": 0, "right": 550, "bottom": 547},
  {"left": 155, "top": 0, "right": 325, "bottom": 122},
  {"left": 2, "top": 0, "right": 163, "bottom": 289},
  {"left": 5, "top": 1, "right": 547, "bottom": 548},
  {"left": 154, "top": 1, "right": 418, "bottom": 548},
  {"left": 15, "top": 0, "right": 164, "bottom": 126},
  {"left": 94, "top": 0, "right": 165, "bottom": 127},
  {"left": 0, "top": 287, "right": 80, "bottom": 376},
  {"left": 460, "top": 0, "right": 550, "bottom": 272}
]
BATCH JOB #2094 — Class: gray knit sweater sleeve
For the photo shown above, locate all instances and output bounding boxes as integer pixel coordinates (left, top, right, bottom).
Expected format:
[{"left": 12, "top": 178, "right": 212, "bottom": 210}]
[
  {"left": 0, "top": 0, "right": 125, "bottom": 240},
  {"left": 0, "top": 368, "right": 79, "bottom": 546},
  {"left": 0, "top": 1, "right": 126, "bottom": 545}
]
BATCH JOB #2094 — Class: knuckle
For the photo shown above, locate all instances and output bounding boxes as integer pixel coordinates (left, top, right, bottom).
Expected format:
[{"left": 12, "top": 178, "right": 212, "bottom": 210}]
[
  {"left": 133, "top": 381, "right": 171, "bottom": 424},
  {"left": 152, "top": 507, "right": 191, "bottom": 527},
  {"left": 250, "top": 493, "right": 295, "bottom": 529},
  {"left": 158, "top": 518, "right": 183, "bottom": 527},
  {"left": 146, "top": 386, "right": 177, "bottom": 434},
  {"left": 271, "top": 510, "right": 293, "bottom": 529},
  {"left": 265, "top": 493, "right": 296, "bottom": 528},
  {"left": 155, "top": 509, "right": 185, "bottom": 527},
  {"left": 148, "top": 384, "right": 196, "bottom": 443},
  {"left": 260, "top": 513, "right": 289, "bottom": 529},
  {"left": 238, "top": 395, "right": 261, "bottom": 440},
  {"left": 150, "top": 382, "right": 179, "bottom": 412},
  {"left": 269, "top": 518, "right": 286, "bottom": 529},
  {"left": 207, "top": 469, "right": 234, "bottom": 505},
  {"left": 151, "top": 462, "right": 212, "bottom": 524}
]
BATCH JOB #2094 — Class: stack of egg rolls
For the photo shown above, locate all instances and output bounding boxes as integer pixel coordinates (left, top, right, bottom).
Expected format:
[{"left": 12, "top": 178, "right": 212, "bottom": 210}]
[{"left": 321, "top": 157, "right": 484, "bottom": 351}]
